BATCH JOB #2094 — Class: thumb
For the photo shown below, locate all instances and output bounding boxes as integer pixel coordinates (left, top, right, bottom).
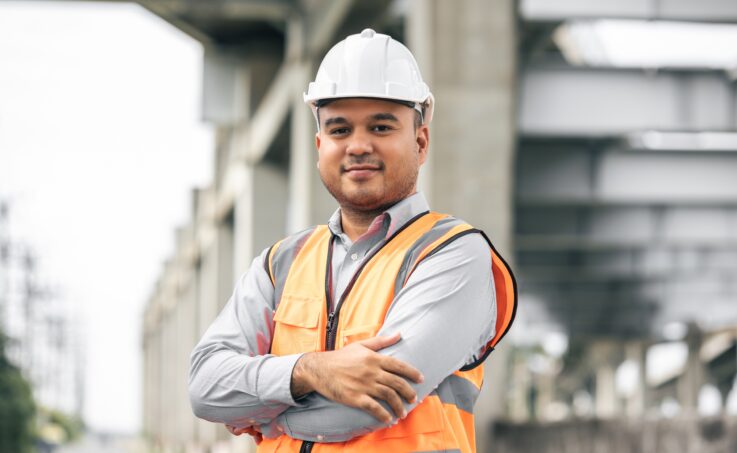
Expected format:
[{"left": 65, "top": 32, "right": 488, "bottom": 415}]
[{"left": 360, "top": 332, "right": 401, "bottom": 351}]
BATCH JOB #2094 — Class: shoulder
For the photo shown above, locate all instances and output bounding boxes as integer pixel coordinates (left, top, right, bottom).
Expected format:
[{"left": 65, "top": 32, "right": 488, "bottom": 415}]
[
  {"left": 263, "top": 225, "right": 324, "bottom": 285},
  {"left": 419, "top": 213, "right": 493, "bottom": 261},
  {"left": 395, "top": 216, "right": 492, "bottom": 288}
]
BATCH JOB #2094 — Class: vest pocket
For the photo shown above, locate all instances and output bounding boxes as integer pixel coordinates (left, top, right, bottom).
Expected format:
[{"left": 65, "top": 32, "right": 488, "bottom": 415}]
[{"left": 272, "top": 294, "right": 322, "bottom": 354}]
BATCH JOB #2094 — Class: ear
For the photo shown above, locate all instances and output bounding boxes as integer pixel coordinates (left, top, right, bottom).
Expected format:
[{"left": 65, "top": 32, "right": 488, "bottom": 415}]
[
  {"left": 315, "top": 132, "right": 321, "bottom": 152},
  {"left": 416, "top": 124, "right": 429, "bottom": 165}
]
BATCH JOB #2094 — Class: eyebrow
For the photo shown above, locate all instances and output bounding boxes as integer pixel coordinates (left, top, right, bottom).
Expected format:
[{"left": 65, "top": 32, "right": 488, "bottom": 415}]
[
  {"left": 371, "top": 113, "right": 399, "bottom": 122},
  {"left": 323, "top": 116, "right": 348, "bottom": 128},
  {"left": 322, "top": 112, "right": 400, "bottom": 128}
]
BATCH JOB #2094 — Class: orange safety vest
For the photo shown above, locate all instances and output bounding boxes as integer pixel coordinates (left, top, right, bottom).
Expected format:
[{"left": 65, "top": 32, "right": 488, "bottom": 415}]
[{"left": 258, "top": 211, "right": 517, "bottom": 453}]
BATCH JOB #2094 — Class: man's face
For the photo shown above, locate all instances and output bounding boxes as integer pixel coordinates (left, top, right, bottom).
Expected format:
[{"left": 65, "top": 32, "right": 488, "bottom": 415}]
[{"left": 315, "top": 98, "right": 429, "bottom": 213}]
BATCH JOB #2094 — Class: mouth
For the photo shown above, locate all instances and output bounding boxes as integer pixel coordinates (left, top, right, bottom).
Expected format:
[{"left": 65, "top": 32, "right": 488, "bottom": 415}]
[
  {"left": 342, "top": 164, "right": 383, "bottom": 181},
  {"left": 343, "top": 164, "right": 382, "bottom": 172}
]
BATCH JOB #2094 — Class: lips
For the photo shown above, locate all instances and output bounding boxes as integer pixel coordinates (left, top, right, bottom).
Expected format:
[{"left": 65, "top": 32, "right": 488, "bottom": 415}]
[
  {"left": 344, "top": 165, "right": 381, "bottom": 172},
  {"left": 343, "top": 163, "right": 382, "bottom": 181}
]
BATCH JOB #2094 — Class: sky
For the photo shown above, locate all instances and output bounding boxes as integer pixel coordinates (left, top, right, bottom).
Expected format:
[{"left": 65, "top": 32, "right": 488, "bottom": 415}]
[{"left": 0, "top": 1, "right": 212, "bottom": 433}]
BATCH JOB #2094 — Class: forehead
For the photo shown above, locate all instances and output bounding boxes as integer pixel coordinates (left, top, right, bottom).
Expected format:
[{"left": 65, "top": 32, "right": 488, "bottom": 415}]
[{"left": 319, "top": 98, "right": 412, "bottom": 121}]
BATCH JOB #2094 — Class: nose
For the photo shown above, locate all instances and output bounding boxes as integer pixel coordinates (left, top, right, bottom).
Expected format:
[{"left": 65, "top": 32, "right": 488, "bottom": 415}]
[{"left": 345, "top": 129, "right": 373, "bottom": 155}]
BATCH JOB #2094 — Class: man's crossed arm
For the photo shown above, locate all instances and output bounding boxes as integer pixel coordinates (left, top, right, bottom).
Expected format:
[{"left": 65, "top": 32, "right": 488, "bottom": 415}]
[{"left": 188, "top": 233, "right": 495, "bottom": 443}]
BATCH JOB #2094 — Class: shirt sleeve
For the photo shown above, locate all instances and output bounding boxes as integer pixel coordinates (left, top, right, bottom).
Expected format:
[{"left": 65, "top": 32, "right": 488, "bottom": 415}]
[
  {"left": 188, "top": 248, "right": 304, "bottom": 428},
  {"left": 273, "top": 232, "right": 497, "bottom": 442}
]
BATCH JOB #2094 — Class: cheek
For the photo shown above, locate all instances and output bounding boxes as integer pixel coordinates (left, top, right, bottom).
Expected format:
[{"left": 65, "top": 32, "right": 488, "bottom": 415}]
[{"left": 318, "top": 147, "right": 339, "bottom": 169}]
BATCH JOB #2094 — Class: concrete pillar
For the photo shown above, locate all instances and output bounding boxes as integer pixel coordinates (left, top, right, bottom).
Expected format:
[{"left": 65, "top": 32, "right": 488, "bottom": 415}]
[
  {"left": 591, "top": 341, "right": 621, "bottom": 418},
  {"left": 508, "top": 354, "right": 532, "bottom": 422},
  {"left": 196, "top": 191, "right": 224, "bottom": 446},
  {"left": 678, "top": 323, "right": 704, "bottom": 414},
  {"left": 625, "top": 341, "right": 647, "bottom": 418},
  {"left": 408, "top": 0, "right": 517, "bottom": 450},
  {"left": 177, "top": 264, "right": 200, "bottom": 448},
  {"left": 595, "top": 362, "right": 618, "bottom": 418},
  {"left": 286, "top": 17, "right": 336, "bottom": 232},
  {"left": 535, "top": 372, "right": 556, "bottom": 421}
]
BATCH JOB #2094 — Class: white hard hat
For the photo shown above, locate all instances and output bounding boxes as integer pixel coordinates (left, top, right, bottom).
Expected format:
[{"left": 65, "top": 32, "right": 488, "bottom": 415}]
[{"left": 304, "top": 28, "right": 434, "bottom": 124}]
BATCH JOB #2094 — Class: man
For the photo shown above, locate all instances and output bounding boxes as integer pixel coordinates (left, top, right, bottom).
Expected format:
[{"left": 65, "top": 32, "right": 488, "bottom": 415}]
[{"left": 189, "top": 29, "right": 516, "bottom": 453}]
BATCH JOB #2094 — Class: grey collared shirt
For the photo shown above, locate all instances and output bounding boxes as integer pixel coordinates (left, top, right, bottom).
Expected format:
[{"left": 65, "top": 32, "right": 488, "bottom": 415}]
[{"left": 189, "top": 192, "right": 496, "bottom": 442}]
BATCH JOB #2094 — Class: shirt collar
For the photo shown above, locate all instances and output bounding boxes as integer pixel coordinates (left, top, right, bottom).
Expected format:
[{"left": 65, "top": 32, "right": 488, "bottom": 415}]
[{"left": 327, "top": 192, "right": 430, "bottom": 240}]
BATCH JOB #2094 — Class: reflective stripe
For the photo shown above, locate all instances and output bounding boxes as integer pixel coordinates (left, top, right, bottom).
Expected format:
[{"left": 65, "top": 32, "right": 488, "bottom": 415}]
[
  {"left": 393, "top": 217, "right": 464, "bottom": 298},
  {"left": 433, "top": 374, "right": 481, "bottom": 414},
  {"left": 269, "top": 227, "right": 318, "bottom": 307},
  {"left": 400, "top": 225, "right": 475, "bottom": 288}
]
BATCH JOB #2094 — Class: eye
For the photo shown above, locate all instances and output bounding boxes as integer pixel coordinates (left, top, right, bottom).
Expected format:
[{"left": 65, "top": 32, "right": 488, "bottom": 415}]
[
  {"left": 371, "top": 124, "right": 393, "bottom": 133},
  {"left": 329, "top": 127, "right": 350, "bottom": 136}
]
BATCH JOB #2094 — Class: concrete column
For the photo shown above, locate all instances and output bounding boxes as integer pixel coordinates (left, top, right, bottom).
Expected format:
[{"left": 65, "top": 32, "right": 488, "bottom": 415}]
[
  {"left": 408, "top": 0, "right": 517, "bottom": 450},
  {"left": 535, "top": 372, "right": 556, "bottom": 421},
  {"left": 288, "top": 66, "right": 315, "bottom": 232},
  {"left": 591, "top": 341, "right": 621, "bottom": 418},
  {"left": 625, "top": 341, "right": 647, "bottom": 418},
  {"left": 233, "top": 161, "right": 290, "bottom": 270},
  {"left": 508, "top": 354, "right": 532, "bottom": 422},
  {"left": 678, "top": 323, "right": 704, "bottom": 414},
  {"left": 196, "top": 192, "right": 224, "bottom": 446},
  {"left": 595, "top": 362, "right": 618, "bottom": 418},
  {"left": 287, "top": 17, "right": 313, "bottom": 234}
]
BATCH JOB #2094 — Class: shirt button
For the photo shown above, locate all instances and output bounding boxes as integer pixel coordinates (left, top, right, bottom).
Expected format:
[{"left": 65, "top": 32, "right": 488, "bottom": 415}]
[
  {"left": 350, "top": 253, "right": 358, "bottom": 261},
  {"left": 316, "top": 434, "right": 325, "bottom": 441}
]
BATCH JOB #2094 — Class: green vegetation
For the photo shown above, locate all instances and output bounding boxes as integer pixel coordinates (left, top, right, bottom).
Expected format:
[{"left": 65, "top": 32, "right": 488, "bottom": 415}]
[
  {"left": 38, "top": 406, "right": 85, "bottom": 445},
  {"left": 0, "top": 331, "right": 36, "bottom": 453}
]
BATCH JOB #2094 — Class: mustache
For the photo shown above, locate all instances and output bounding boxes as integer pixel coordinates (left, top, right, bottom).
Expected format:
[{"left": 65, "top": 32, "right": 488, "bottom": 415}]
[{"left": 340, "top": 156, "right": 385, "bottom": 172}]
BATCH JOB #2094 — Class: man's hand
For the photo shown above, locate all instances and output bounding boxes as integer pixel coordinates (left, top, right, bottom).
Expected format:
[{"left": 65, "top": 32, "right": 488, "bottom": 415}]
[
  {"left": 226, "top": 424, "right": 263, "bottom": 444},
  {"left": 290, "top": 333, "right": 424, "bottom": 424}
]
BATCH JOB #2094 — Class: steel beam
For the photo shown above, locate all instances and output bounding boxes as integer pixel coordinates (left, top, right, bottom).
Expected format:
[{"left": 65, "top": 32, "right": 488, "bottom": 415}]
[
  {"left": 519, "top": 66, "right": 737, "bottom": 136},
  {"left": 520, "top": 0, "right": 737, "bottom": 23}
]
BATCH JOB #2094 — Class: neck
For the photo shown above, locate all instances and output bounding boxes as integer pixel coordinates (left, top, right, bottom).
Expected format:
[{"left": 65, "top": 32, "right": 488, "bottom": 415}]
[{"left": 340, "top": 207, "right": 384, "bottom": 242}]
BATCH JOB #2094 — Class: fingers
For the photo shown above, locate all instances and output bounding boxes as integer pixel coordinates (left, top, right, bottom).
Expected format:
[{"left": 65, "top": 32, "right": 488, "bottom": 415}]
[
  {"left": 358, "top": 395, "right": 394, "bottom": 424},
  {"left": 372, "top": 383, "right": 407, "bottom": 420},
  {"left": 226, "top": 425, "right": 261, "bottom": 437},
  {"left": 377, "top": 372, "right": 417, "bottom": 404},
  {"left": 380, "top": 356, "right": 424, "bottom": 384},
  {"left": 226, "top": 425, "right": 249, "bottom": 436},
  {"left": 359, "top": 332, "right": 401, "bottom": 351}
]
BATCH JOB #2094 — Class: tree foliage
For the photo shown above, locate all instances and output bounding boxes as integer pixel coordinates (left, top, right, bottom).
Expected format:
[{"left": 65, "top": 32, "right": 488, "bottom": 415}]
[{"left": 0, "top": 332, "right": 36, "bottom": 453}]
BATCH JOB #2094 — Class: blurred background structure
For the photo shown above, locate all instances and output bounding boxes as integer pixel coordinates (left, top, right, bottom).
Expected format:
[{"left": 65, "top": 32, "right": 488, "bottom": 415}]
[{"left": 2, "top": 0, "right": 737, "bottom": 452}]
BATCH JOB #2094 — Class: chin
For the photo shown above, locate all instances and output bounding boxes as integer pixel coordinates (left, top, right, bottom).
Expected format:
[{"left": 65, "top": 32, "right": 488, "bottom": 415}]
[{"left": 341, "top": 188, "right": 388, "bottom": 210}]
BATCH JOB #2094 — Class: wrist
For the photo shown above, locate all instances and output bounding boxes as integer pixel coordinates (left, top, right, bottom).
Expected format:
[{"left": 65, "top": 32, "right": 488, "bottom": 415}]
[{"left": 290, "top": 353, "right": 315, "bottom": 399}]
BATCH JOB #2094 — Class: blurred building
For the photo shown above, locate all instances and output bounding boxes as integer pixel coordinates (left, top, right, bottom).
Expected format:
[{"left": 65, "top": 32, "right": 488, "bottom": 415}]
[{"left": 139, "top": 0, "right": 737, "bottom": 452}]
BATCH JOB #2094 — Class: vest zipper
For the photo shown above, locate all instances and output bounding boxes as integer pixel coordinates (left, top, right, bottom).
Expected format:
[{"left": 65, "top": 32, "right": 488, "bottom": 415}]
[
  {"left": 301, "top": 212, "right": 430, "bottom": 452},
  {"left": 326, "top": 311, "right": 336, "bottom": 349}
]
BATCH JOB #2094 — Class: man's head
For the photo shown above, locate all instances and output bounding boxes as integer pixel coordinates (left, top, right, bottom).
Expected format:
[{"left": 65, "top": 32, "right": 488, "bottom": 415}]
[
  {"left": 315, "top": 97, "right": 429, "bottom": 213},
  {"left": 305, "top": 29, "right": 434, "bottom": 213}
]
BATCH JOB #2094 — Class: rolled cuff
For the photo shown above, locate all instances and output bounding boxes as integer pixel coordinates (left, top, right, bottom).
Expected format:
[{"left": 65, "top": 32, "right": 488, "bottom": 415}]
[{"left": 257, "top": 353, "right": 305, "bottom": 407}]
